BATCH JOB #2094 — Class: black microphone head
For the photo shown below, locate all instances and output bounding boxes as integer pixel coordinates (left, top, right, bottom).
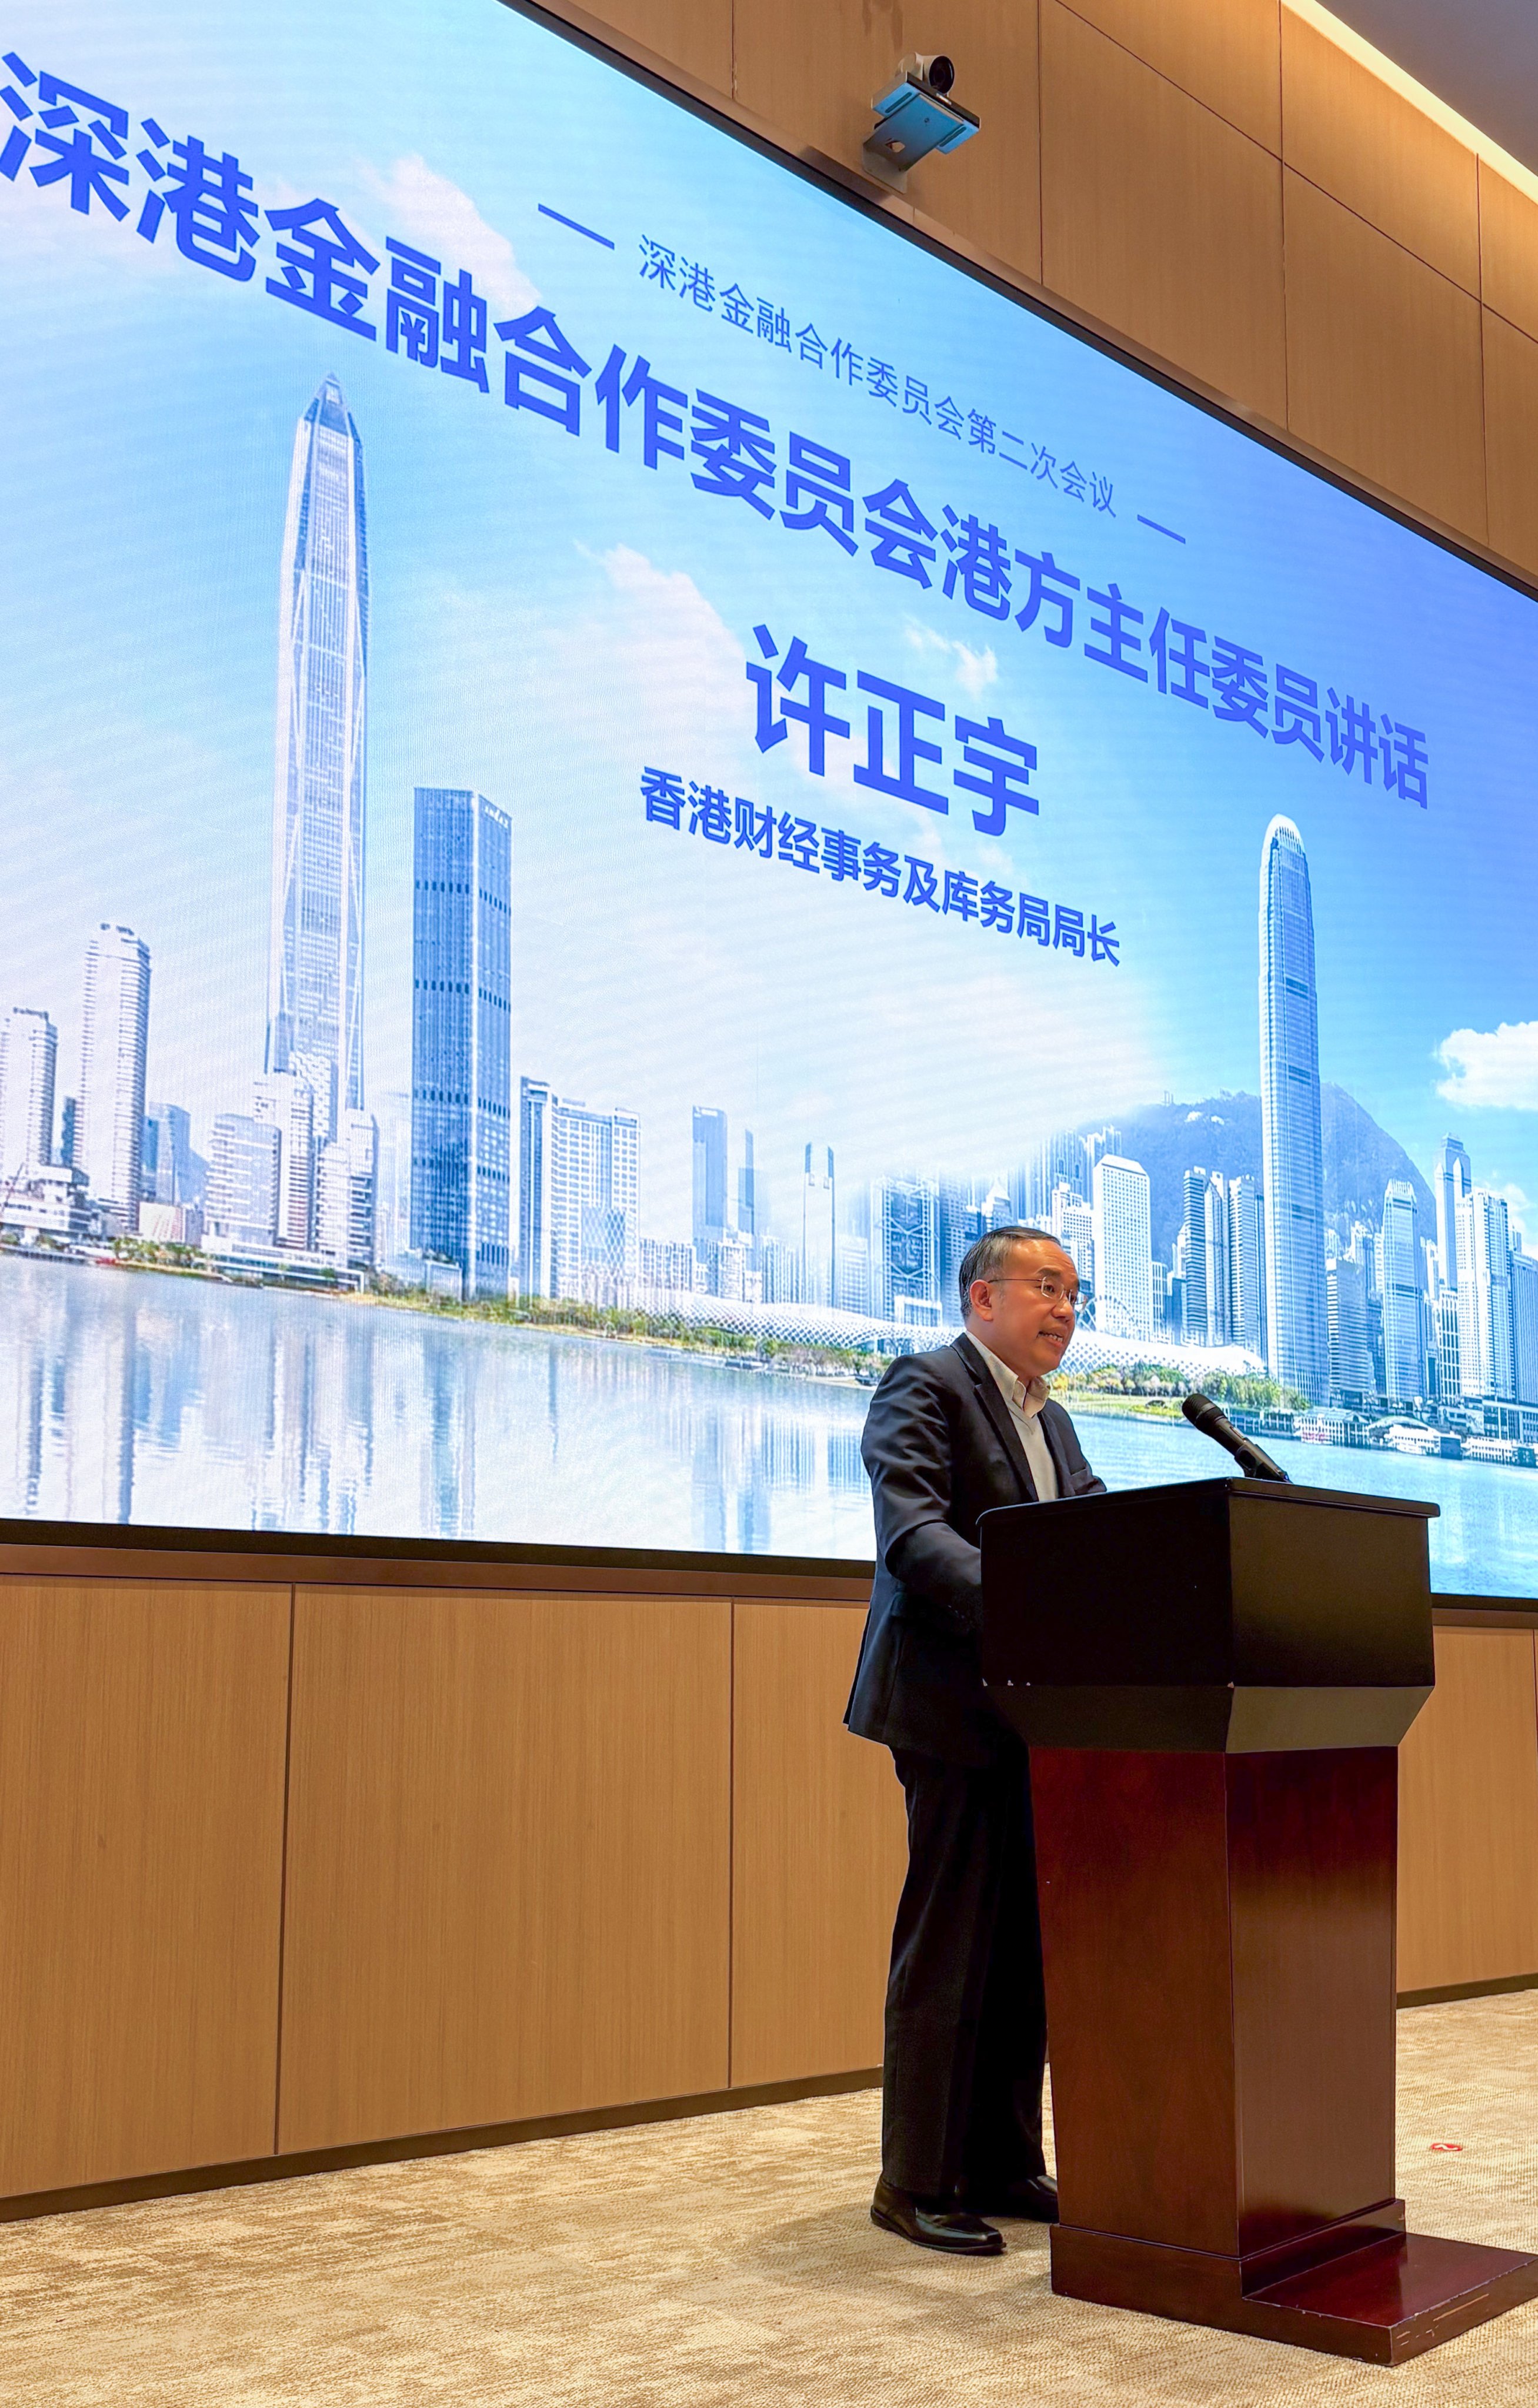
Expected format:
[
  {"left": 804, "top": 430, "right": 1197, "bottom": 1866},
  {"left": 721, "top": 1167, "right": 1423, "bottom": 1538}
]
[{"left": 1182, "top": 1390, "right": 1219, "bottom": 1432}]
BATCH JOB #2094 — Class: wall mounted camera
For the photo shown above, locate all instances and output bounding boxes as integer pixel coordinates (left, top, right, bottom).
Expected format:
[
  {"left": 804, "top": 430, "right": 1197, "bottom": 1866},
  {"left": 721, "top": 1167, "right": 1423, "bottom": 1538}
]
[{"left": 865, "top": 54, "right": 979, "bottom": 180}]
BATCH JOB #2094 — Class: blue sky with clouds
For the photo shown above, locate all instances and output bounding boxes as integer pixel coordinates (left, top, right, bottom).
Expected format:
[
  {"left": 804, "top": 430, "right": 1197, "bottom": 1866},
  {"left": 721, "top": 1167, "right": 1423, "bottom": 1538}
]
[{"left": 3, "top": 0, "right": 1538, "bottom": 1244}]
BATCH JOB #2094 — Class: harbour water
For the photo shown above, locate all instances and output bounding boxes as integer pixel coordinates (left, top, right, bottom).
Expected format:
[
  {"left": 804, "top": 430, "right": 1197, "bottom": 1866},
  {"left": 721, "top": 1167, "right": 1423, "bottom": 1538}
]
[{"left": 2, "top": 1255, "right": 1536, "bottom": 1596}]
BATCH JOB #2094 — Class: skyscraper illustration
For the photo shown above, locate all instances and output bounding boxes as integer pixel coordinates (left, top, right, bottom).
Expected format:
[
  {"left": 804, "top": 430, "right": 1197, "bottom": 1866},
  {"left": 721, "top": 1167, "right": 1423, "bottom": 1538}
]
[
  {"left": 800, "top": 1141, "right": 836, "bottom": 1308},
  {"left": 1091, "top": 1154, "right": 1152, "bottom": 1339},
  {"left": 1434, "top": 1135, "right": 1472, "bottom": 1294},
  {"left": 1226, "top": 1174, "right": 1266, "bottom": 1358},
  {"left": 692, "top": 1107, "right": 728, "bottom": 1257},
  {"left": 78, "top": 924, "right": 151, "bottom": 1234},
  {"left": 1379, "top": 1179, "right": 1424, "bottom": 1405},
  {"left": 266, "top": 376, "right": 369, "bottom": 1143},
  {"left": 1456, "top": 1187, "right": 1514, "bottom": 1400},
  {"left": 0, "top": 1006, "right": 57, "bottom": 1183},
  {"left": 519, "top": 1078, "right": 638, "bottom": 1298},
  {"left": 410, "top": 789, "right": 512, "bottom": 1298},
  {"left": 1259, "top": 817, "right": 1329, "bottom": 1402}
]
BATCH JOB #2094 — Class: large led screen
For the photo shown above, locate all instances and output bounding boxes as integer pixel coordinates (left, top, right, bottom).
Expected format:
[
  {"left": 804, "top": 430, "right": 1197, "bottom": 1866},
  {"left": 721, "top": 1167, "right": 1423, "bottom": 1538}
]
[{"left": 4, "top": 0, "right": 1538, "bottom": 1590}]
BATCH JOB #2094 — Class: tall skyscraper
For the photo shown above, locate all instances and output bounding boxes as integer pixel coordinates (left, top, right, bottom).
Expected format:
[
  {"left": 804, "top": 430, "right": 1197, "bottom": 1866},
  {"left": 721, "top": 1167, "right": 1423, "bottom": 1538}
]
[
  {"left": 1181, "top": 1167, "right": 1209, "bottom": 1344},
  {"left": 1050, "top": 1180, "right": 1095, "bottom": 1305},
  {"left": 736, "top": 1127, "right": 759, "bottom": 1244},
  {"left": 1327, "top": 1247, "right": 1373, "bottom": 1402},
  {"left": 208, "top": 1113, "right": 280, "bottom": 1245},
  {"left": 1434, "top": 1135, "right": 1472, "bottom": 1294},
  {"left": 141, "top": 1101, "right": 194, "bottom": 1207},
  {"left": 78, "top": 923, "right": 151, "bottom": 1233},
  {"left": 1202, "top": 1173, "right": 1231, "bottom": 1347},
  {"left": 1259, "top": 818, "right": 1329, "bottom": 1401},
  {"left": 936, "top": 1178, "right": 970, "bottom": 1324},
  {"left": 316, "top": 1109, "right": 378, "bottom": 1271},
  {"left": 800, "top": 1141, "right": 836, "bottom": 1308},
  {"left": 1023, "top": 1131, "right": 1089, "bottom": 1223},
  {"left": 252, "top": 1070, "right": 315, "bottom": 1249},
  {"left": 1379, "top": 1180, "right": 1424, "bottom": 1406},
  {"left": 1433, "top": 1285, "right": 1461, "bottom": 1407},
  {"left": 692, "top": 1107, "right": 729, "bottom": 1257},
  {"left": 266, "top": 376, "right": 369, "bottom": 1143},
  {"left": 874, "top": 1175, "right": 938, "bottom": 1324},
  {"left": 1091, "top": 1154, "right": 1152, "bottom": 1338},
  {"left": 1226, "top": 1174, "right": 1266, "bottom": 1358},
  {"left": 0, "top": 1006, "right": 56, "bottom": 1183},
  {"left": 410, "top": 789, "right": 512, "bottom": 1298},
  {"left": 1457, "top": 1187, "right": 1514, "bottom": 1400},
  {"left": 1511, "top": 1247, "right": 1538, "bottom": 1407},
  {"left": 519, "top": 1078, "right": 638, "bottom": 1300}
]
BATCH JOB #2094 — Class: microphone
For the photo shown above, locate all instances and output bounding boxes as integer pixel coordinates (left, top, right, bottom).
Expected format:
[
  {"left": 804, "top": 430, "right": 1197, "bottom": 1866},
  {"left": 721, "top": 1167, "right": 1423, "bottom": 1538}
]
[{"left": 1181, "top": 1391, "right": 1291, "bottom": 1483}]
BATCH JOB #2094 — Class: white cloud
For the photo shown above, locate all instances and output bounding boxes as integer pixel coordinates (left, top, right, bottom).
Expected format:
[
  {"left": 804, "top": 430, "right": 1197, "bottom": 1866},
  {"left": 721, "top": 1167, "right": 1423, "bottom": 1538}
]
[
  {"left": 904, "top": 622, "right": 999, "bottom": 698},
  {"left": 357, "top": 156, "right": 537, "bottom": 316},
  {"left": 1435, "top": 1022, "right": 1538, "bottom": 1111}
]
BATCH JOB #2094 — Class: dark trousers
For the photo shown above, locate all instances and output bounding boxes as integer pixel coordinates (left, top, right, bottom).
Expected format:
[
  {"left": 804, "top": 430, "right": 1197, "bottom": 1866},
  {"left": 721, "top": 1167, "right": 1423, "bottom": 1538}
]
[{"left": 880, "top": 1745, "right": 1048, "bottom": 2198}]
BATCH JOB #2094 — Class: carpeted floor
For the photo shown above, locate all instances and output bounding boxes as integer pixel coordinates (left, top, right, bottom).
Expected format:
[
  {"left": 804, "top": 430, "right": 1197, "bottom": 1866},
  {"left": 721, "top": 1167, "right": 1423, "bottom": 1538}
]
[{"left": 1, "top": 1994, "right": 1536, "bottom": 2405}]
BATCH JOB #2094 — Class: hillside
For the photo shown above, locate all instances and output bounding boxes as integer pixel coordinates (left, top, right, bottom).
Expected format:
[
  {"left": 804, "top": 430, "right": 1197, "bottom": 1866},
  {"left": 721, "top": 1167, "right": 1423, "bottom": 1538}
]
[{"left": 1086, "top": 1089, "right": 1436, "bottom": 1261}]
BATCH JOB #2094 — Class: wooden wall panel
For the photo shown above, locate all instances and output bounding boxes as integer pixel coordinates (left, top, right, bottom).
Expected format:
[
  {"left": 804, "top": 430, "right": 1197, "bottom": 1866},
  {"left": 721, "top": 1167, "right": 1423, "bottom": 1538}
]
[
  {"left": 733, "top": 0, "right": 1042, "bottom": 286},
  {"left": 1397, "top": 1628, "right": 1538, "bottom": 1994},
  {"left": 277, "top": 1588, "right": 730, "bottom": 2153},
  {"left": 1280, "top": 9, "right": 1479, "bottom": 294},
  {"left": 1484, "top": 309, "right": 1538, "bottom": 580},
  {"left": 730, "top": 1602, "right": 908, "bottom": 2088},
  {"left": 1059, "top": 0, "right": 1281, "bottom": 151},
  {"left": 1040, "top": 1, "right": 1287, "bottom": 423},
  {"left": 1480, "top": 162, "right": 1538, "bottom": 345},
  {"left": 545, "top": 0, "right": 730, "bottom": 96},
  {"left": 0, "top": 1581, "right": 290, "bottom": 2197},
  {"left": 1283, "top": 171, "right": 1486, "bottom": 542}
]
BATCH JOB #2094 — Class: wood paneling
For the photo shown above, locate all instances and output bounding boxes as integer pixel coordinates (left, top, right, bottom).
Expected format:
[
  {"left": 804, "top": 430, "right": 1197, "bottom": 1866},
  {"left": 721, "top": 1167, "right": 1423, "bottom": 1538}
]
[
  {"left": 1280, "top": 9, "right": 1479, "bottom": 295},
  {"left": 1283, "top": 171, "right": 1486, "bottom": 542},
  {"left": 733, "top": 0, "right": 1042, "bottom": 285},
  {"left": 1060, "top": 0, "right": 1281, "bottom": 151},
  {"left": 278, "top": 1588, "right": 730, "bottom": 2153},
  {"left": 1041, "top": 2, "right": 1287, "bottom": 423},
  {"left": 1397, "top": 1628, "right": 1538, "bottom": 1993},
  {"left": 730, "top": 1603, "right": 907, "bottom": 2088},
  {"left": 546, "top": 0, "right": 730, "bottom": 97},
  {"left": 1484, "top": 309, "right": 1538, "bottom": 580},
  {"left": 0, "top": 1581, "right": 289, "bottom": 2197},
  {"left": 1480, "top": 162, "right": 1538, "bottom": 345}
]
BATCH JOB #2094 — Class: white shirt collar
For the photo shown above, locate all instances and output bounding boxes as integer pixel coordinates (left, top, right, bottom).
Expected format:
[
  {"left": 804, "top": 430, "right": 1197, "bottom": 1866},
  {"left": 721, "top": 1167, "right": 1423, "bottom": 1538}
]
[{"left": 967, "top": 1334, "right": 1052, "bottom": 1420}]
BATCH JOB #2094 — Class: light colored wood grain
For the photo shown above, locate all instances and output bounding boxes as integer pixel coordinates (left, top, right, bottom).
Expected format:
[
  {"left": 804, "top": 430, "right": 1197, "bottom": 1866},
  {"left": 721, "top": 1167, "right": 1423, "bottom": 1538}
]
[
  {"left": 0, "top": 1581, "right": 291, "bottom": 2197},
  {"left": 1480, "top": 162, "right": 1538, "bottom": 344},
  {"left": 733, "top": 0, "right": 1042, "bottom": 285},
  {"left": 1397, "top": 1628, "right": 1538, "bottom": 1993},
  {"left": 1283, "top": 169, "right": 1486, "bottom": 542},
  {"left": 1484, "top": 309, "right": 1538, "bottom": 581},
  {"left": 1060, "top": 0, "right": 1280, "bottom": 151},
  {"left": 730, "top": 1602, "right": 908, "bottom": 2088},
  {"left": 278, "top": 1588, "right": 731, "bottom": 2153},
  {"left": 543, "top": 0, "right": 730, "bottom": 95},
  {"left": 1280, "top": 9, "right": 1478, "bottom": 295},
  {"left": 1040, "top": 1, "right": 1287, "bottom": 423}
]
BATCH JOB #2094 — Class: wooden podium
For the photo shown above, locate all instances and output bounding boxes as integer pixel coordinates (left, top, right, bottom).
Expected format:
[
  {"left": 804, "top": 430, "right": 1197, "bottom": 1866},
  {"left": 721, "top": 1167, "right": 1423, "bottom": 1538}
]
[{"left": 980, "top": 1477, "right": 1538, "bottom": 2366}]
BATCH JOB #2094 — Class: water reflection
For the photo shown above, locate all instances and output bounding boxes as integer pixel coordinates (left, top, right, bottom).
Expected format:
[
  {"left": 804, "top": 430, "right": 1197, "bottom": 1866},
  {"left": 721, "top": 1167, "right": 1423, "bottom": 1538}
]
[{"left": 2, "top": 1255, "right": 1536, "bottom": 1595}]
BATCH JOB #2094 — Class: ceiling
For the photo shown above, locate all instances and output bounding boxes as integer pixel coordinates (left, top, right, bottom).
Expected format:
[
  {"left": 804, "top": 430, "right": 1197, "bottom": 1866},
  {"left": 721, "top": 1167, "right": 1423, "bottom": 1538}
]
[{"left": 1327, "top": 0, "right": 1538, "bottom": 175}]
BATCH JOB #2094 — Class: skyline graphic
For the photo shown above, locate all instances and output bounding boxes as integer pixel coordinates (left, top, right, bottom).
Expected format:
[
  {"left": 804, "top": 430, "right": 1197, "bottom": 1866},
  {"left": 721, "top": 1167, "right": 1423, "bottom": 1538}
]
[{"left": 5, "top": 0, "right": 1538, "bottom": 1582}]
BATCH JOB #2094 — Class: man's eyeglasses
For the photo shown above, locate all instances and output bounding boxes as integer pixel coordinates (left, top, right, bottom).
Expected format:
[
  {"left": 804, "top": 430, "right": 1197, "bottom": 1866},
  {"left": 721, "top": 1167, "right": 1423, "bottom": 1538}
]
[{"left": 981, "top": 1273, "right": 1080, "bottom": 1311}]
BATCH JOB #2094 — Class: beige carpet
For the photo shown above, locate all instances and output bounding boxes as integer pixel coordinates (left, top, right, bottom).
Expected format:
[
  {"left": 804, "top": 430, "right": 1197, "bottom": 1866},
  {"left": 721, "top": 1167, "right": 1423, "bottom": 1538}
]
[{"left": 1, "top": 1995, "right": 1536, "bottom": 2404}]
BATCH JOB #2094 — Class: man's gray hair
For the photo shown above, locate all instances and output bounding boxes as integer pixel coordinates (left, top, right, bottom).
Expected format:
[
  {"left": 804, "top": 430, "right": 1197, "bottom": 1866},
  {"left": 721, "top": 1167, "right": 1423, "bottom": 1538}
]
[{"left": 958, "top": 1224, "right": 1058, "bottom": 1320}]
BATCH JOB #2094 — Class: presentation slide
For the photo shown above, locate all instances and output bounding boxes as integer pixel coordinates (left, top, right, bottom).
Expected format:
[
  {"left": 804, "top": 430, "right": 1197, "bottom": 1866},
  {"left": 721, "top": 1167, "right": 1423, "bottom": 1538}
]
[{"left": 3, "top": 0, "right": 1538, "bottom": 1589}]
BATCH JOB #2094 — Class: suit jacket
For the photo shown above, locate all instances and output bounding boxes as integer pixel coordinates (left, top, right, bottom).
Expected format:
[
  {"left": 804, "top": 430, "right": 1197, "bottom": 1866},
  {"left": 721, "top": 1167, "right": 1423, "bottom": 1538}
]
[{"left": 845, "top": 1332, "right": 1106, "bottom": 1768}]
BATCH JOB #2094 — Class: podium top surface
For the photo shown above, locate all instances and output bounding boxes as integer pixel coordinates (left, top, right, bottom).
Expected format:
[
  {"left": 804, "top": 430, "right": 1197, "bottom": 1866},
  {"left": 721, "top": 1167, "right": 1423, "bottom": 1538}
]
[{"left": 979, "top": 1478, "right": 1436, "bottom": 1722}]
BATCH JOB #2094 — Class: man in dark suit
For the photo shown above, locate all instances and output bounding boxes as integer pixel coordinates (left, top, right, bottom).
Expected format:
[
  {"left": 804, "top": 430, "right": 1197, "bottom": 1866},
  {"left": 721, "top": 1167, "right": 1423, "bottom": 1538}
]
[{"left": 846, "top": 1223, "right": 1106, "bottom": 2256}]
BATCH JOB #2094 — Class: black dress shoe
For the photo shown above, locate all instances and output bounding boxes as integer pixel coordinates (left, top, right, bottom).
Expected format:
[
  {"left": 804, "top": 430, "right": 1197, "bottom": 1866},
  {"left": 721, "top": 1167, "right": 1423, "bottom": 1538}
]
[
  {"left": 958, "top": 2173, "right": 1059, "bottom": 2221},
  {"left": 870, "top": 2175, "right": 1005, "bottom": 2256}
]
